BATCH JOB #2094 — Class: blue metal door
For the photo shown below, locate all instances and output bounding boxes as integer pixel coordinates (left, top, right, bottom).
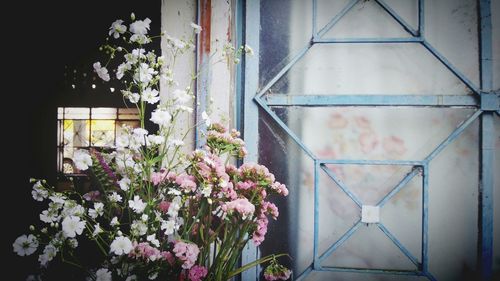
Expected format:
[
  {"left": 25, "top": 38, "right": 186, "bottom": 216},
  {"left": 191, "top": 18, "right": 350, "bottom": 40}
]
[{"left": 241, "top": 0, "right": 499, "bottom": 280}]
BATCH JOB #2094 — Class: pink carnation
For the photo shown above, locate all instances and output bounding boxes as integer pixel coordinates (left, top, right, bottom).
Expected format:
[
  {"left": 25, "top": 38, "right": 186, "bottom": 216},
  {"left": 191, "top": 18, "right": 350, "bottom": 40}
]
[
  {"left": 158, "top": 200, "right": 171, "bottom": 213},
  {"left": 173, "top": 241, "right": 200, "bottom": 269},
  {"left": 188, "top": 265, "right": 208, "bottom": 281},
  {"left": 161, "top": 251, "right": 175, "bottom": 265}
]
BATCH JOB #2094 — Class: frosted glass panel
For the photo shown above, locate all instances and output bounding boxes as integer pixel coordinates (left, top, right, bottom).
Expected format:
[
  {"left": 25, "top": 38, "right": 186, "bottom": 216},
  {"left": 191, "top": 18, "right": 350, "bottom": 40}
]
[
  {"left": 269, "top": 106, "right": 475, "bottom": 160},
  {"left": 427, "top": 119, "right": 479, "bottom": 281},
  {"left": 267, "top": 44, "right": 474, "bottom": 96},
  {"left": 258, "top": 109, "right": 315, "bottom": 276},
  {"left": 259, "top": 0, "right": 312, "bottom": 88},
  {"left": 425, "top": 0, "right": 479, "bottom": 88},
  {"left": 322, "top": 0, "right": 411, "bottom": 39}
]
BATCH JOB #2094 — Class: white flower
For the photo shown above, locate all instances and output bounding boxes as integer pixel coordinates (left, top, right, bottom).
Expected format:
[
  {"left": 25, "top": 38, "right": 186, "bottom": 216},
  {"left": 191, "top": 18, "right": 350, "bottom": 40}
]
[
  {"left": 147, "top": 234, "right": 160, "bottom": 247},
  {"left": 141, "top": 87, "right": 160, "bottom": 104},
  {"left": 128, "top": 196, "right": 147, "bottom": 214},
  {"left": 190, "top": 22, "right": 202, "bottom": 33},
  {"left": 131, "top": 220, "right": 148, "bottom": 236},
  {"left": 169, "top": 139, "right": 184, "bottom": 147},
  {"left": 108, "top": 192, "right": 122, "bottom": 203},
  {"left": 93, "top": 62, "right": 110, "bottom": 82},
  {"left": 38, "top": 244, "right": 58, "bottom": 267},
  {"left": 32, "top": 181, "right": 48, "bottom": 201},
  {"left": 93, "top": 223, "right": 103, "bottom": 237},
  {"left": 161, "top": 220, "right": 177, "bottom": 235},
  {"left": 68, "top": 238, "right": 78, "bottom": 248},
  {"left": 134, "top": 63, "right": 156, "bottom": 84},
  {"left": 244, "top": 44, "right": 254, "bottom": 56},
  {"left": 49, "top": 193, "right": 67, "bottom": 204},
  {"left": 39, "top": 210, "right": 57, "bottom": 223},
  {"left": 201, "top": 185, "right": 212, "bottom": 197},
  {"left": 147, "top": 135, "right": 165, "bottom": 145},
  {"left": 173, "top": 89, "right": 192, "bottom": 104},
  {"left": 130, "top": 34, "right": 152, "bottom": 44},
  {"left": 125, "top": 48, "right": 145, "bottom": 64},
  {"left": 148, "top": 272, "right": 159, "bottom": 280},
  {"left": 175, "top": 105, "right": 193, "bottom": 113},
  {"left": 110, "top": 217, "right": 120, "bottom": 226},
  {"left": 202, "top": 111, "right": 211, "bottom": 126},
  {"left": 95, "top": 268, "right": 112, "bottom": 281},
  {"left": 141, "top": 214, "right": 149, "bottom": 221},
  {"left": 109, "top": 19, "right": 127, "bottom": 38},
  {"left": 110, "top": 236, "right": 133, "bottom": 255},
  {"left": 13, "top": 234, "right": 39, "bottom": 256},
  {"left": 88, "top": 202, "right": 104, "bottom": 219},
  {"left": 62, "top": 216, "right": 86, "bottom": 238},
  {"left": 73, "top": 149, "right": 92, "bottom": 171},
  {"left": 118, "top": 177, "right": 131, "bottom": 191},
  {"left": 150, "top": 108, "right": 171, "bottom": 126},
  {"left": 116, "top": 134, "right": 130, "bottom": 148},
  {"left": 130, "top": 18, "right": 151, "bottom": 35},
  {"left": 126, "top": 275, "right": 138, "bottom": 281},
  {"left": 116, "top": 62, "right": 131, "bottom": 79}
]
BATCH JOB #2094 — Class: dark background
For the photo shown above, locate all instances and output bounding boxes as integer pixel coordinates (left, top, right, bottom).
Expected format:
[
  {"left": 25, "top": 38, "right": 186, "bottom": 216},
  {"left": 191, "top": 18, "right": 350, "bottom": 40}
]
[{"left": 5, "top": 1, "right": 161, "bottom": 280}]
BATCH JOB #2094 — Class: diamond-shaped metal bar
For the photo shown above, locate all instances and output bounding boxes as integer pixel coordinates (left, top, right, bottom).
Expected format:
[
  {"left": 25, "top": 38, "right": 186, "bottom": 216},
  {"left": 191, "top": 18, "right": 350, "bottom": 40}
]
[
  {"left": 320, "top": 164, "right": 363, "bottom": 207},
  {"left": 375, "top": 0, "right": 418, "bottom": 36},
  {"left": 378, "top": 167, "right": 421, "bottom": 207},
  {"left": 315, "top": 0, "right": 358, "bottom": 39},
  {"left": 425, "top": 110, "right": 482, "bottom": 163},
  {"left": 317, "top": 220, "right": 362, "bottom": 264},
  {"left": 377, "top": 223, "right": 421, "bottom": 267},
  {"left": 421, "top": 40, "right": 480, "bottom": 95}
]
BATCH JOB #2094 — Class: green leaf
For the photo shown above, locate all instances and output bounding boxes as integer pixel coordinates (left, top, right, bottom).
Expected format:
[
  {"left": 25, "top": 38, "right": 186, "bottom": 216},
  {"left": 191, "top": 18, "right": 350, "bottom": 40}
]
[{"left": 226, "top": 253, "right": 288, "bottom": 279}]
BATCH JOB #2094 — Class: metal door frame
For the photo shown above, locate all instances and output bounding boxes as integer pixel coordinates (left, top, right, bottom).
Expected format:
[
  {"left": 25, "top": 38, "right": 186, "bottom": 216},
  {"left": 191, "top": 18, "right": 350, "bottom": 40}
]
[{"left": 240, "top": 0, "right": 499, "bottom": 280}]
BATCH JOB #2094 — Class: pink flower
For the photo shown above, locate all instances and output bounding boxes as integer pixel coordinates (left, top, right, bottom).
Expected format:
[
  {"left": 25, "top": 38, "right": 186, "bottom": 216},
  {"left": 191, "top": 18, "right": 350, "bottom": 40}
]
[
  {"left": 83, "top": 190, "right": 100, "bottom": 201},
  {"left": 262, "top": 201, "right": 279, "bottom": 220},
  {"left": 173, "top": 241, "right": 200, "bottom": 269},
  {"left": 271, "top": 182, "right": 288, "bottom": 196},
  {"left": 161, "top": 251, "right": 175, "bottom": 265},
  {"left": 223, "top": 198, "right": 255, "bottom": 219},
  {"left": 236, "top": 180, "right": 255, "bottom": 190},
  {"left": 188, "top": 265, "right": 208, "bottom": 281},
  {"left": 176, "top": 174, "right": 197, "bottom": 192},
  {"left": 158, "top": 200, "right": 171, "bottom": 213},
  {"left": 252, "top": 214, "right": 269, "bottom": 246}
]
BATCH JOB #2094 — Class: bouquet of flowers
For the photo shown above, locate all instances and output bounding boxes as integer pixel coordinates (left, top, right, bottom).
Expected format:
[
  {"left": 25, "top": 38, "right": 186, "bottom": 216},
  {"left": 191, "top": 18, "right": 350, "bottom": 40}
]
[{"left": 13, "top": 13, "right": 291, "bottom": 281}]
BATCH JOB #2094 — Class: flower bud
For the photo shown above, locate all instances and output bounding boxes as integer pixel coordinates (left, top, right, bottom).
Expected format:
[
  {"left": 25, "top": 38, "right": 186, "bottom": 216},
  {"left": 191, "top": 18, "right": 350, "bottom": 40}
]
[
  {"left": 29, "top": 225, "right": 35, "bottom": 231},
  {"left": 131, "top": 13, "right": 136, "bottom": 21}
]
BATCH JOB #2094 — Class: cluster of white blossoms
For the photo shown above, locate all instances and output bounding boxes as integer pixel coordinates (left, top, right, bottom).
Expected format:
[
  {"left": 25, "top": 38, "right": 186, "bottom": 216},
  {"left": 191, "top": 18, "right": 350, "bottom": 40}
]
[{"left": 14, "top": 12, "right": 287, "bottom": 281}]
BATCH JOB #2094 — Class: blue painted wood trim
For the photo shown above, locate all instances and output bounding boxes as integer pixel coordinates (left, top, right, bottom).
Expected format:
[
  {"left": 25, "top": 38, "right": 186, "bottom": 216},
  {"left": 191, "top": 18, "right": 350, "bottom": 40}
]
[
  {"left": 320, "top": 159, "right": 423, "bottom": 166},
  {"left": 313, "top": 160, "right": 321, "bottom": 269},
  {"left": 318, "top": 266, "right": 424, "bottom": 276},
  {"left": 265, "top": 94, "right": 479, "bottom": 107},
  {"left": 241, "top": 0, "right": 260, "bottom": 280},
  {"left": 422, "top": 163, "right": 429, "bottom": 273},
  {"left": 314, "top": 37, "right": 423, "bottom": 44},
  {"left": 479, "top": 0, "right": 494, "bottom": 278},
  {"left": 418, "top": 0, "right": 424, "bottom": 36}
]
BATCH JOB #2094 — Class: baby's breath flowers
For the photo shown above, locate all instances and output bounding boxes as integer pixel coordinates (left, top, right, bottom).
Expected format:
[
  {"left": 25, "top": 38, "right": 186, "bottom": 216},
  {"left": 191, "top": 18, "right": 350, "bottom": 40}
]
[{"left": 14, "top": 12, "right": 290, "bottom": 281}]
